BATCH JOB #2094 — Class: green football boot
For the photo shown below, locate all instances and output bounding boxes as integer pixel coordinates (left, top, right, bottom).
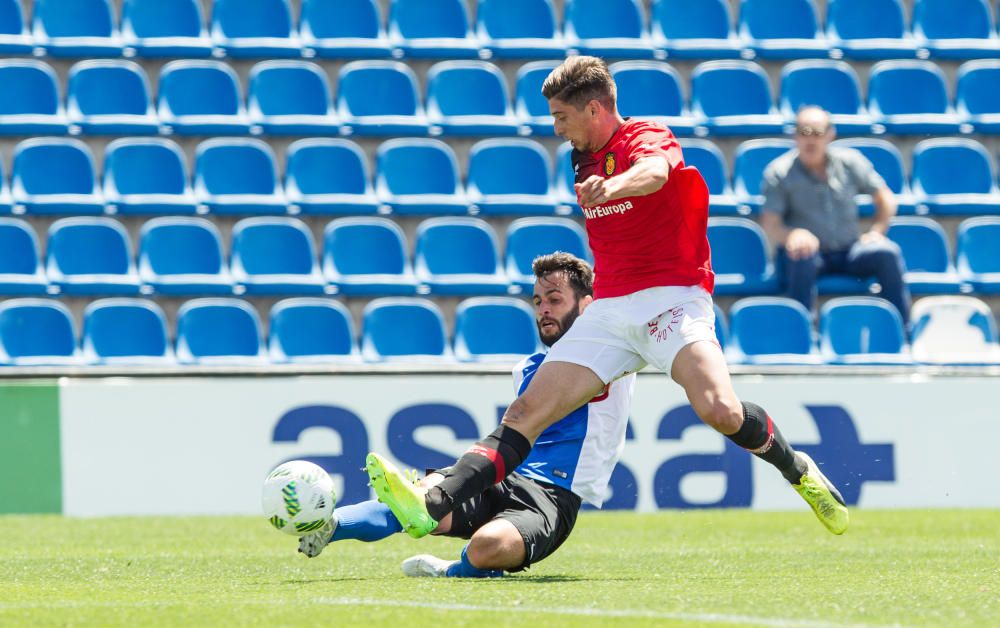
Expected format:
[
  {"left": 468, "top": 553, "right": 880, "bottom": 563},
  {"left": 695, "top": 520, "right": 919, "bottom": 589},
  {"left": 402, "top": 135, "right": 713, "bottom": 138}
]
[
  {"left": 793, "top": 452, "right": 849, "bottom": 535},
  {"left": 365, "top": 453, "right": 438, "bottom": 539}
]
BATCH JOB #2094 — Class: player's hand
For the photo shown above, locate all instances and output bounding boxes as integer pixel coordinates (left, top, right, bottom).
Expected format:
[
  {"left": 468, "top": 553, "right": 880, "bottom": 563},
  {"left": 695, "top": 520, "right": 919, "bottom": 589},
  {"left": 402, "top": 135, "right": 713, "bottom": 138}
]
[
  {"left": 575, "top": 175, "right": 614, "bottom": 208},
  {"left": 785, "top": 228, "right": 820, "bottom": 260},
  {"left": 858, "top": 230, "right": 887, "bottom": 245}
]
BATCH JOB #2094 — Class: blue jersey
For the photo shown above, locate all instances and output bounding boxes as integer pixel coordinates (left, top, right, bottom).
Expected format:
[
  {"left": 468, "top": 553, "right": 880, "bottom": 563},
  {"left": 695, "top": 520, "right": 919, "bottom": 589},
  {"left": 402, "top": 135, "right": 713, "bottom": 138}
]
[{"left": 512, "top": 352, "right": 635, "bottom": 507}]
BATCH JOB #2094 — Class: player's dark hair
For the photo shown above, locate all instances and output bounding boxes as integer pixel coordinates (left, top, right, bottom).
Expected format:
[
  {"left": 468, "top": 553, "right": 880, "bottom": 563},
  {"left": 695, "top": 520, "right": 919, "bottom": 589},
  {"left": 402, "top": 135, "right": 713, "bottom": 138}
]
[
  {"left": 541, "top": 56, "right": 616, "bottom": 112},
  {"left": 532, "top": 252, "right": 594, "bottom": 299}
]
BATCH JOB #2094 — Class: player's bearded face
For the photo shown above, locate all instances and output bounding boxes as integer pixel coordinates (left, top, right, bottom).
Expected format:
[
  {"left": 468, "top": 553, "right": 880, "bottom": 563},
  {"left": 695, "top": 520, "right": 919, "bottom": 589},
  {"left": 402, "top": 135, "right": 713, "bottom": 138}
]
[
  {"left": 534, "top": 272, "right": 585, "bottom": 347},
  {"left": 538, "top": 299, "right": 582, "bottom": 347}
]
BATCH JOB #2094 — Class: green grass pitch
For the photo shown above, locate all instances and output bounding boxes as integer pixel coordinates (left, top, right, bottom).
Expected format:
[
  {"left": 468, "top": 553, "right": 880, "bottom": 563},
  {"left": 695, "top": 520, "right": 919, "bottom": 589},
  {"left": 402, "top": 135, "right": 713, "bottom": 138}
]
[{"left": 1, "top": 509, "right": 997, "bottom": 626}]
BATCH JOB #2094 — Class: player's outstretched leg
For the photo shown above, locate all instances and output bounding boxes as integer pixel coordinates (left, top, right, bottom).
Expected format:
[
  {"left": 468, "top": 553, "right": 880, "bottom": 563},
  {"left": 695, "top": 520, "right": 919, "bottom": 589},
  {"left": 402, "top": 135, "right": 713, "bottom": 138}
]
[
  {"left": 401, "top": 546, "right": 503, "bottom": 578},
  {"left": 792, "top": 452, "right": 849, "bottom": 535},
  {"left": 729, "top": 401, "right": 848, "bottom": 535},
  {"left": 298, "top": 499, "right": 404, "bottom": 558},
  {"left": 365, "top": 453, "right": 437, "bottom": 538}
]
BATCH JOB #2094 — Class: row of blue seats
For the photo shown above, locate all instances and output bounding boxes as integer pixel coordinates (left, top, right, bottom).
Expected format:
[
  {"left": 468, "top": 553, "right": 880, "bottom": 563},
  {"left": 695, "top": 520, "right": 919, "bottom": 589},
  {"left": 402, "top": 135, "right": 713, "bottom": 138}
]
[
  {"left": 5, "top": 213, "right": 1000, "bottom": 299},
  {"left": 3, "top": 0, "right": 1000, "bottom": 61},
  {"left": 4, "top": 57, "right": 1000, "bottom": 138},
  {"left": 0, "top": 215, "right": 591, "bottom": 297},
  {"left": 2, "top": 135, "right": 1000, "bottom": 219},
  {"left": 2, "top": 293, "right": 997, "bottom": 366},
  {"left": 721, "top": 295, "right": 1000, "bottom": 365}
]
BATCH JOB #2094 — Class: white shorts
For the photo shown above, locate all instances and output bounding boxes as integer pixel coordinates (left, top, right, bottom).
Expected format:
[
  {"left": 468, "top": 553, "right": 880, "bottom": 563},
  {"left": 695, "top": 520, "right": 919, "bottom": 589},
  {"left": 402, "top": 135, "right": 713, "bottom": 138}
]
[{"left": 545, "top": 285, "right": 719, "bottom": 383}]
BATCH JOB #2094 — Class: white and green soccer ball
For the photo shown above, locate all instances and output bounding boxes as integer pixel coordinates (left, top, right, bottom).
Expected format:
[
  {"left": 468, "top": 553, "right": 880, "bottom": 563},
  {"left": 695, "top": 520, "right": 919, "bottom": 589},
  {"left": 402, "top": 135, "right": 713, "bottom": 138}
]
[{"left": 262, "top": 460, "right": 337, "bottom": 536}]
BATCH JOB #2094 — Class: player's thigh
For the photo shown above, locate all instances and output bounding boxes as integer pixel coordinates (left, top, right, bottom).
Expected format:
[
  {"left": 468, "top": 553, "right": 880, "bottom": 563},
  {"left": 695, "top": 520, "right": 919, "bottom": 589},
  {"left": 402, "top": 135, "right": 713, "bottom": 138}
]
[
  {"left": 671, "top": 339, "right": 743, "bottom": 434},
  {"left": 505, "top": 360, "right": 607, "bottom": 441},
  {"left": 633, "top": 291, "right": 720, "bottom": 380},
  {"left": 467, "top": 518, "right": 526, "bottom": 570}
]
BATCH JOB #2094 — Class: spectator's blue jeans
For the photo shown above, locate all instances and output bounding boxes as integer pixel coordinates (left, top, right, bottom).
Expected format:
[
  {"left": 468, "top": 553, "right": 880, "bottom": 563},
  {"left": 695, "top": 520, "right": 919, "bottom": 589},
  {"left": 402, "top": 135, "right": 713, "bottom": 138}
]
[{"left": 779, "top": 239, "right": 911, "bottom": 324}]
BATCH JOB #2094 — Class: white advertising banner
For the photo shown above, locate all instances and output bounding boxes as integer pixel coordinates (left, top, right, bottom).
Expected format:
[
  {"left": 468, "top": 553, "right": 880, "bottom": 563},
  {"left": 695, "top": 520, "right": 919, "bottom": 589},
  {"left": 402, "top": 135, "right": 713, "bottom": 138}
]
[{"left": 59, "top": 374, "right": 999, "bottom": 516}]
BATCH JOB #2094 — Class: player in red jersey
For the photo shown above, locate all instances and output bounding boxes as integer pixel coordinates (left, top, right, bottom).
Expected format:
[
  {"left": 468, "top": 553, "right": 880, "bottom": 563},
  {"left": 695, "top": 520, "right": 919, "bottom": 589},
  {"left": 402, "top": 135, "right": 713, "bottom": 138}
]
[{"left": 365, "top": 57, "right": 849, "bottom": 546}]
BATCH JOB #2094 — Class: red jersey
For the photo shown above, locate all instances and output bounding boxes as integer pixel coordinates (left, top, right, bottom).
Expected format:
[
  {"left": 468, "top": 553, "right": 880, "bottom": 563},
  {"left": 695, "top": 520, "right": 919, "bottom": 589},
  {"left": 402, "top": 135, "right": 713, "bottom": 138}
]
[{"left": 573, "top": 119, "right": 714, "bottom": 299}]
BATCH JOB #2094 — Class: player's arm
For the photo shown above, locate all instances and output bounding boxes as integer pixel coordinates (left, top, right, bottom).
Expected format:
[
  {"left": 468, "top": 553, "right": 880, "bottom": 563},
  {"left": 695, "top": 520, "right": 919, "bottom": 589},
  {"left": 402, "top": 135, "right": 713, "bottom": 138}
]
[{"left": 575, "top": 155, "right": 670, "bottom": 207}]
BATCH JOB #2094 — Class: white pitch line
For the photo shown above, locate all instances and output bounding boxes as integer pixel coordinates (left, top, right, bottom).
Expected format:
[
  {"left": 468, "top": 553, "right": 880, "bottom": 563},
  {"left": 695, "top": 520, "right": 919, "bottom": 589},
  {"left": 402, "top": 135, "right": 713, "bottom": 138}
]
[{"left": 315, "top": 597, "right": 884, "bottom": 628}]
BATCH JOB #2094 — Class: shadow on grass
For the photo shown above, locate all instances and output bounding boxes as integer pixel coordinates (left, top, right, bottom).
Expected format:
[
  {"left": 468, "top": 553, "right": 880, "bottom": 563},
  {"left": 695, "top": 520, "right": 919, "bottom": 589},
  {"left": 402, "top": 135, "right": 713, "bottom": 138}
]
[{"left": 513, "top": 574, "right": 639, "bottom": 583}]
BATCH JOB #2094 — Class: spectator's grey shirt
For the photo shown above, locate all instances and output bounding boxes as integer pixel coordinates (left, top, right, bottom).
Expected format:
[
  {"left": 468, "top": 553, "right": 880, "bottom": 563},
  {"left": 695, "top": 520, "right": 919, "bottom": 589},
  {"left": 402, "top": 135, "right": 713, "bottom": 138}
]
[{"left": 761, "top": 147, "right": 886, "bottom": 252}]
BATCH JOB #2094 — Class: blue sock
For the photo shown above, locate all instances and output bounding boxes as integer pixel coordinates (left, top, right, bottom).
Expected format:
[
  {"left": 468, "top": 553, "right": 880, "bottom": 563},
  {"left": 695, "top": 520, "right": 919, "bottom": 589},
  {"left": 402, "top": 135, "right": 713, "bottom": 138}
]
[
  {"left": 329, "top": 500, "right": 402, "bottom": 543},
  {"left": 445, "top": 545, "right": 504, "bottom": 578}
]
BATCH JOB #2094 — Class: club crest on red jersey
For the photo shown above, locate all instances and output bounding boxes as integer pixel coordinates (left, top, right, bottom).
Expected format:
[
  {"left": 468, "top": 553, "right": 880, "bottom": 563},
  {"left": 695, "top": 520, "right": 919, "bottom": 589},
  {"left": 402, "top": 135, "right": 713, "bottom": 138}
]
[{"left": 604, "top": 152, "right": 616, "bottom": 176}]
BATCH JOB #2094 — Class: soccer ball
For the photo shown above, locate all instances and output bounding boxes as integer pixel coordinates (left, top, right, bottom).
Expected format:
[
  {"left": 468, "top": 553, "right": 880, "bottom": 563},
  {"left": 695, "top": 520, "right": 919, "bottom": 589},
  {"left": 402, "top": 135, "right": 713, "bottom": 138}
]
[{"left": 262, "top": 460, "right": 337, "bottom": 536}]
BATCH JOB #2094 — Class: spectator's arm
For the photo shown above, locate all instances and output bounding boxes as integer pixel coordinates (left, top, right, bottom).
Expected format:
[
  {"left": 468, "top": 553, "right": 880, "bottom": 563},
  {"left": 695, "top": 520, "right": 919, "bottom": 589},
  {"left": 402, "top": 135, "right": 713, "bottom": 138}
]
[{"left": 869, "top": 187, "right": 897, "bottom": 236}]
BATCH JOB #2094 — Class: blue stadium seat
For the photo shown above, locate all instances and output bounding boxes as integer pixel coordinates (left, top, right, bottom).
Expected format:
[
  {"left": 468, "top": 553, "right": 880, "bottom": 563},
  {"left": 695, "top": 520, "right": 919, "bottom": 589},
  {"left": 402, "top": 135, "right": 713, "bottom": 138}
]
[
  {"left": 912, "top": 0, "right": 1000, "bottom": 60},
  {"left": 911, "top": 138, "right": 1000, "bottom": 215},
  {"left": 336, "top": 61, "right": 429, "bottom": 136},
  {"left": 230, "top": 217, "right": 326, "bottom": 295},
  {"left": 414, "top": 217, "right": 508, "bottom": 295},
  {"left": 732, "top": 138, "right": 794, "bottom": 214},
  {"left": 194, "top": 138, "right": 286, "bottom": 215},
  {"left": 66, "top": 60, "right": 158, "bottom": 135},
  {"left": 819, "top": 297, "right": 910, "bottom": 364},
  {"left": 12, "top": 138, "right": 104, "bottom": 215},
  {"left": 609, "top": 60, "right": 695, "bottom": 136},
  {"left": 120, "top": 0, "right": 212, "bottom": 58},
  {"left": 650, "top": 0, "right": 742, "bottom": 59},
  {"left": 0, "top": 60, "right": 69, "bottom": 135},
  {"left": 504, "top": 217, "right": 589, "bottom": 291},
  {"left": 956, "top": 216, "right": 1000, "bottom": 293},
  {"left": 466, "top": 138, "right": 556, "bottom": 216},
  {"left": 737, "top": 0, "right": 829, "bottom": 59},
  {"left": 778, "top": 60, "right": 872, "bottom": 134},
  {"left": 247, "top": 60, "right": 338, "bottom": 135},
  {"left": 867, "top": 60, "right": 962, "bottom": 134},
  {"left": 553, "top": 142, "right": 581, "bottom": 215},
  {"left": 910, "top": 295, "right": 1000, "bottom": 363},
  {"left": 707, "top": 217, "right": 778, "bottom": 295},
  {"left": 375, "top": 138, "right": 467, "bottom": 214},
  {"left": 299, "top": 0, "right": 392, "bottom": 59},
  {"left": 175, "top": 298, "right": 265, "bottom": 364},
  {"left": 210, "top": 0, "right": 300, "bottom": 58},
  {"left": 454, "top": 297, "right": 540, "bottom": 362},
  {"left": 825, "top": 0, "right": 918, "bottom": 60},
  {"left": 886, "top": 216, "right": 963, "bottom": 294},
  {"left": 690, "top": 60, "right": 784, "bottom": 135},
  {"left": 46, "top": 217, "right": 141, "bottom": 295},
  {"left": 103, "top": 138, "right": 198, "bottom": 216},
  {"left": 361, "top": 297, "right": 450, "bottom": 361},
  {"left": 268, "top": 297, "right": 358, "bottom": 362},
  {"left": 82, "top": 298, "right": 172, "bottom": 364},
  {"left": 32, "top": 0, "right": 122, "bottom": 57},
  {"left": 156, "top": 60, "right": 251, "bottom": 136},
  {"left": 138, "top": 216, "right": 233, "bottom": 295},
  {"left": 726, "top": 296, "right": 820, "bottom": 364},
  {"left": 387, "top": 0, "right": 480, "bottom": 59},
  {"left": 426, "top": 61, "right": 518, "bottom": 136},
  {"left": 285, "top": 138, "right": 379, "bottom": 215},
  {"left": 563, "top": 0, "right": 655, "bottom": 59},
  {"left": 680, "top": 139, "right": 740, "bottom": 215},
  {"left": 0, "top": 299, "right": 79, "bottom": 365},
  {"left": 476, "top": 0, "right": 565, "bottom": 59},
  {"left": 514, "top": 60, "right": 559, "bottom": 136},
  {"left": 830, "top": 138, "right": 917, "bottom": 216},
  {"left": 0, "top": 0, "right": 31, "bottom": 53},
  {"left": 956, "top": 60, "right": 1000, "bottom": 133},
  {"left": 713, "top": 302, "right": 728, "bottom": 349},
  {"left": 322, "top": 217, "right": 418, "bottom": 295},
  {"left": 0, "top": 218, "right": 47, "bottom": 295}
]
